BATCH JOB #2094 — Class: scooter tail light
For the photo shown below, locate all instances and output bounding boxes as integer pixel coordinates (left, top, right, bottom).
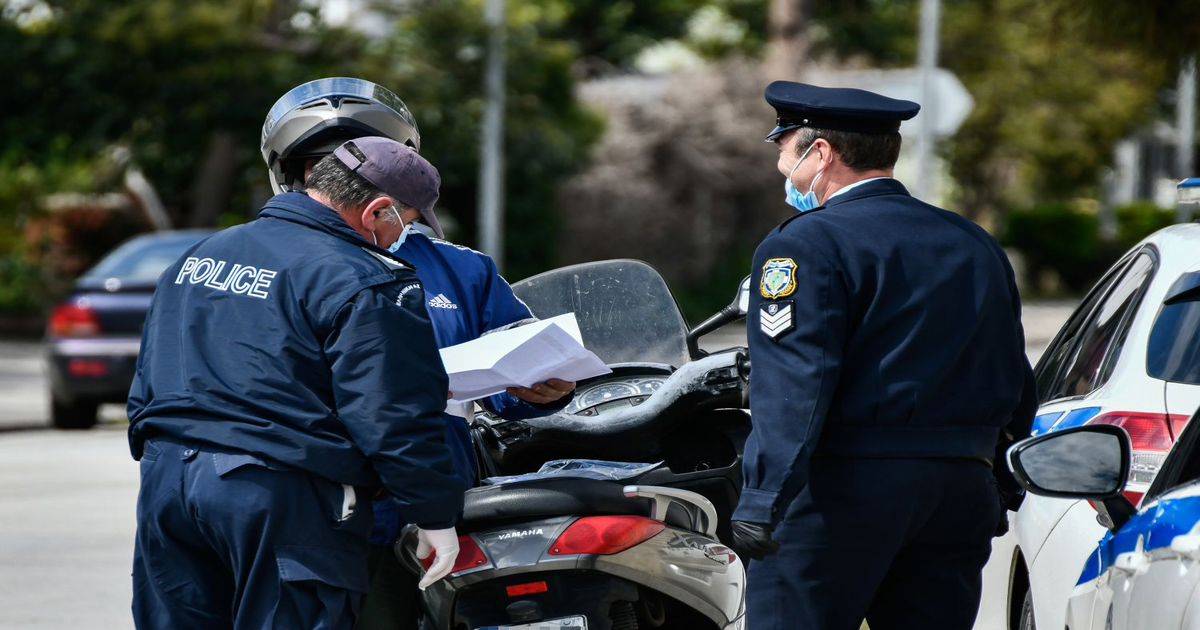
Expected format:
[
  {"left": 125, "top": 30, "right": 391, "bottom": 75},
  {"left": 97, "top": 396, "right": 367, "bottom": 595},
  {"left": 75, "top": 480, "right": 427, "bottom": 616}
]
[
  {"left": 418, "top": 534, "right": 488, "bottom": 574},
  {"left": 48, "top": 302, "right": 101, "bottom": 337},
  {"left": 548, "top": 515, "right": 664, "bottom": 556}
]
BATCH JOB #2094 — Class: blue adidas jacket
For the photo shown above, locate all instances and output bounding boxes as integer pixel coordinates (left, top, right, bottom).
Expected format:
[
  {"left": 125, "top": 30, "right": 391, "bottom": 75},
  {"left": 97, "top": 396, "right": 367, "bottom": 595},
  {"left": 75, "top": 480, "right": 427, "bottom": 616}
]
[
  {"left": 399, "top": 231, "right": 567, "bottom": 420},
  {"left": 368, "top": 230, "right": 574, "bottom": 543},
  {"left": 127, "top": 192, "right": 467, "bottom": 529}
]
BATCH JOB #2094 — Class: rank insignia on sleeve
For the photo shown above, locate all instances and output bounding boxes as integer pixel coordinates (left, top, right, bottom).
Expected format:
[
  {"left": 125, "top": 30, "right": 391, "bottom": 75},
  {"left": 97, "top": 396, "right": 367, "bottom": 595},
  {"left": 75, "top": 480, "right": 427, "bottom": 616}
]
[
  {"left": 760, "top": 258, "right": 798, "bottom": 299},
  {"left": 759, "top": 301, "right": 795, "bottom": 340}
]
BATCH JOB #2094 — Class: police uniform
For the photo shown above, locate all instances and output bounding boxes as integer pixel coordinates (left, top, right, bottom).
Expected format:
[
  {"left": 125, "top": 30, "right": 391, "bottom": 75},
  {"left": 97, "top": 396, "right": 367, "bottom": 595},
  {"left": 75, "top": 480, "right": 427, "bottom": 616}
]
[
  {"left": 127, "top": 191, "right": 467, "bottom": 629},
  {"left": 734, "top": 82, "right": 1038, "bottom": 630}
]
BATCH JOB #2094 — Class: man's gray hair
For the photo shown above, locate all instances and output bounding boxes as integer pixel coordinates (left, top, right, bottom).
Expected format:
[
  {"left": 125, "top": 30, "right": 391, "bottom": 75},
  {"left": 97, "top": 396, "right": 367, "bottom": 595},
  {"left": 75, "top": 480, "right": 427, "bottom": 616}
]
[
  {"left": 795, "top": 127, "right": 902, "bottom": 172},
  {"left": 306, "top": 149, "right": 397, "bottom": 222}
]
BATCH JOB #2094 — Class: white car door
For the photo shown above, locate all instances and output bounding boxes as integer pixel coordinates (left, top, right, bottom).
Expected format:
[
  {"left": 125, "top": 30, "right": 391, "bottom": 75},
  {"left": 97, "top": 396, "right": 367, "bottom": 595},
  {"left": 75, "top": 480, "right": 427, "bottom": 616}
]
[
  {"left": 1068, "top": 406, "right": 1200, "bottom": 630},
  {"left": 1068, "top": 486, "right": 1200, "bottom": 630}
]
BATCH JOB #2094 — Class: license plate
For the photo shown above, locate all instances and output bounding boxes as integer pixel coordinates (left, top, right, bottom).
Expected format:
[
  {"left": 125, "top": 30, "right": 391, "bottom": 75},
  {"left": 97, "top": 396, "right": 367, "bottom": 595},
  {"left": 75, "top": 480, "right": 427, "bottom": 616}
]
[{"left": 477, "top": 616, "right": 588, "bottom": 630}]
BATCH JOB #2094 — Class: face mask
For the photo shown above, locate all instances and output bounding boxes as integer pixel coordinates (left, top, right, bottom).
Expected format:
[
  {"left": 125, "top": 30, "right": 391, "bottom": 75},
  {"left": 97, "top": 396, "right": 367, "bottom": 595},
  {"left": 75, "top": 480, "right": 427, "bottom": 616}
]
[
  {"left": 385, "top": 206, "right": 415, "bottom": 253},
  {"left": 370, "top": 205, "right": 412, "bottom": 251},
  {"left": 783, "top": 142, "right": 826, "bottom": 213},
  {"left": 387, "top": 219, "right": 414, "bottom": 253}
]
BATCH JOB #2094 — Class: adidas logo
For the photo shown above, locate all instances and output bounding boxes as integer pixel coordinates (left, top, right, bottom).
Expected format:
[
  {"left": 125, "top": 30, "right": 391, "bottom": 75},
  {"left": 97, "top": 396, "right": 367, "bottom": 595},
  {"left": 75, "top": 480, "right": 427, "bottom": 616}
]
[{"left": 428, "top": 294, "right": 459, "bottom": 309}]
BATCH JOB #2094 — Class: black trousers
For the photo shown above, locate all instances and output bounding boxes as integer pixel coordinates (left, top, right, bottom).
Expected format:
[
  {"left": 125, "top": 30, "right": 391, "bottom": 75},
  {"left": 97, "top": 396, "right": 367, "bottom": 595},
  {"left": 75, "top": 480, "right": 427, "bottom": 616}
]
[
  {"left": 745, "top": 458, "right": 1001, "bottom": 630},
  {"left": 355, "top": 544, "right": 420, "bottom": 630}
]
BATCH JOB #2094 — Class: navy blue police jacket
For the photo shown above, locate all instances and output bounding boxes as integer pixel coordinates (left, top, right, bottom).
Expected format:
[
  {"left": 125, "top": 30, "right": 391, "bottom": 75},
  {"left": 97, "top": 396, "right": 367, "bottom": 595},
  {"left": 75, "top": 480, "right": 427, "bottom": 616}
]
[
  {"left": 127, "top": 192, "right": 466, "bottom": 529},
  {"left": 734, "top": 179, "right": 1038, "bottom": 527}
]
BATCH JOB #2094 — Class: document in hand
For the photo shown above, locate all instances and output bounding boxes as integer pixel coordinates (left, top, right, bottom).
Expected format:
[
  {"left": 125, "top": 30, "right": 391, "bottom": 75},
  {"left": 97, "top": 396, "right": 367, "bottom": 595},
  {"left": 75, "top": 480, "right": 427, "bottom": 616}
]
[{"left": 440, "top": 313, "right": 612, "bottom": 404}]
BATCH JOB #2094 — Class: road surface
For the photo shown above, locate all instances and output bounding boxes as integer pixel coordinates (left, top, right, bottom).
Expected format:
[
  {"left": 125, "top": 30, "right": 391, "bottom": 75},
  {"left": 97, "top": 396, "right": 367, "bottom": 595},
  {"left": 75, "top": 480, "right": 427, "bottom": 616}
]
[{"left": 0, "top": 300, "right": 1076, "bottom": 628}]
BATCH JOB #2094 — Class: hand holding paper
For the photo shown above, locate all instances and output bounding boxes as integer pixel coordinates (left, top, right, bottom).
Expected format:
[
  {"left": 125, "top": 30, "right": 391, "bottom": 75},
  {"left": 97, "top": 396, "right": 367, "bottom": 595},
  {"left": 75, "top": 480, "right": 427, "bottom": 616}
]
[
  {"left": 507, "top": 378, "right": 576, "bottom": 404},
  {"left": 439, "top": 313, "right": 611, "bottom": 404}
]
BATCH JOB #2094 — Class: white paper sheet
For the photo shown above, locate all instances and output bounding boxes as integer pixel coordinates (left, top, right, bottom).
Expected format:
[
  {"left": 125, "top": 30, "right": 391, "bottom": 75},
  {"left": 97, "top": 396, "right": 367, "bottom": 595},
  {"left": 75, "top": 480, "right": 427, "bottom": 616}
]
[{"left": 440, "top": 313, "right": 612, "bottom": 404}]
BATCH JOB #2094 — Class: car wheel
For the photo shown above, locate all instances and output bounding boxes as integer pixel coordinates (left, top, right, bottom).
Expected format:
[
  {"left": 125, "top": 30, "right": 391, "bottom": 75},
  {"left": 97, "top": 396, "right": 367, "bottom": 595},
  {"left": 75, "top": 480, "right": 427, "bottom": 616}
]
[
  {"left": 51, "top": 397, "right": 98, "bottom": 430},
  {"left": 1018, "top": 589, "right": 1035, "bottom": 630}
]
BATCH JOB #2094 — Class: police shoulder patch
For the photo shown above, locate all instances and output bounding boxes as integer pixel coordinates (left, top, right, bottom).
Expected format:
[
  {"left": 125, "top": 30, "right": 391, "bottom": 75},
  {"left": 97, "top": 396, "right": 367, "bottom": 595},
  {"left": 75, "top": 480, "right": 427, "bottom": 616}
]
[
  {"left": 760, "top": 258, "right": 798, "bottom": 299},
  {"left": 759, "top": 300, "right": 795, "bottom": 341}
]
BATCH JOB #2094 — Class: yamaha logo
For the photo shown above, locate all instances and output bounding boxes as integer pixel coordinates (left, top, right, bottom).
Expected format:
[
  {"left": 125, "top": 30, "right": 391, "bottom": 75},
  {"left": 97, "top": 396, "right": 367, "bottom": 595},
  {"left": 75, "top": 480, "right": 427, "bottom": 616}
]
[{"left": 496, "top": 528, "right": 544, "bottom": 540}]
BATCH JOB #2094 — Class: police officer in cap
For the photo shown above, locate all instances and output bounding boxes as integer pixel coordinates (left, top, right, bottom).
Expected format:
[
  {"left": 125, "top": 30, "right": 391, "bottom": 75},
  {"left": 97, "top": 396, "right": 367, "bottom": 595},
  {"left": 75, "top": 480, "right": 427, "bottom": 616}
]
[{"left": 728, "top": 81, "right": 1037, "bottom": 629}]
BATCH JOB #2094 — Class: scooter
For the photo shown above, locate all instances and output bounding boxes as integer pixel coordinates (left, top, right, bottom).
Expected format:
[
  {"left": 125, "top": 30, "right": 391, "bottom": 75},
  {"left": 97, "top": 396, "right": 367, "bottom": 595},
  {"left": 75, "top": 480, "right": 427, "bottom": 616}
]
[{"left": 397, "top": 259, "right": 753, "bottom": 630}]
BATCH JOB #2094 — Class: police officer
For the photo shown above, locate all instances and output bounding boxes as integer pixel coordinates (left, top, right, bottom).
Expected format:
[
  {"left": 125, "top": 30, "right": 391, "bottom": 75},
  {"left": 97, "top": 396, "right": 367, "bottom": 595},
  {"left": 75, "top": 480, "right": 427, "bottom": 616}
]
[
  {"left": 728, "top": 81, "right": 1038, "bottom": 630},
  {"left": 260, "top": 78, "right": 576, "bottom": 629},
  {"left": 128, "top": 136, "right": 468, "bottom": 629}
]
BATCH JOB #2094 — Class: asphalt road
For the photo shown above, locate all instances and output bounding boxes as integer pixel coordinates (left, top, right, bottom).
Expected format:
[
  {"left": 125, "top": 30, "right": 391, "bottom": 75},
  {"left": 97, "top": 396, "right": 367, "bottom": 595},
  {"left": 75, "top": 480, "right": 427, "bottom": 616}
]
[
  {"left": 0, "top": 300, "right": 1076, "bottom": 629},
  {"left": 0, "top": 426, "right": 137, "bottom": 630}
]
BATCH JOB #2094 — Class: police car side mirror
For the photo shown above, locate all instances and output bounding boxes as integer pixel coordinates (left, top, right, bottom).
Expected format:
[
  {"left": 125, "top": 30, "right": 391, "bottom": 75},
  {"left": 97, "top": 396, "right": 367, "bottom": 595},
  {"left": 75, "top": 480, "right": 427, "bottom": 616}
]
[
  {"left": 1008, "top": 424, "right": 1136, "bottom": 531},
  {"left": 735, "top": 275, "right": 752, "bottom": 316}
]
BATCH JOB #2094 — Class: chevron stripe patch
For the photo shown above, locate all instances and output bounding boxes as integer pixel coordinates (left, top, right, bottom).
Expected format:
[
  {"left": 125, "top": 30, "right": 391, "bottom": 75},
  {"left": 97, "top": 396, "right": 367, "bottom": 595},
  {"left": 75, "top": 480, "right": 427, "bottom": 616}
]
[{"left": 759, "top": 301, "right": 795, "bottom": 341}]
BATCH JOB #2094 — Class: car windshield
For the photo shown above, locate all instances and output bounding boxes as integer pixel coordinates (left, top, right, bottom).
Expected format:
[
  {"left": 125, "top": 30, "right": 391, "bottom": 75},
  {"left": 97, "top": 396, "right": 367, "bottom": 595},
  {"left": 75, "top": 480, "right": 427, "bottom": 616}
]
[
  {"left": 511, "top": 259, "right": 690, "bottom": 368},
  {"left": 83, "top": 231, "right": 211, "bottom": 281},
  {"left": 1147, "top": 270, "right": 1200, "bottom": 385}
]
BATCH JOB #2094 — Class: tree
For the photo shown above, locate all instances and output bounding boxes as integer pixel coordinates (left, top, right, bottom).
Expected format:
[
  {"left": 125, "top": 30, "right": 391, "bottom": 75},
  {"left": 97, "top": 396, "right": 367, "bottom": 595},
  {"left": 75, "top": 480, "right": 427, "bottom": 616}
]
[
  {"left": 0, "top": 0, "right": 607, "bottom": 306},
  {"left": 1053, "top": 0, "right": 1200, "bottom": 65},
  {"left": 0, "top": 0, "right": 344, "bottom": 226},
  {"left": 941, "top": 0, "right": 1164, "bottom": 221},
  {"left": 800, "top": 0, "right": 1165, "bottom": 223}
]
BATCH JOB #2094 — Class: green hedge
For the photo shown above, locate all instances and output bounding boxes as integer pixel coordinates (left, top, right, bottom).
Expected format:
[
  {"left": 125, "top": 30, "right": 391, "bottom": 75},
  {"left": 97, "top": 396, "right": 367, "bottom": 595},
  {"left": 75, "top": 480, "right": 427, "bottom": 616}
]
[{"left": 1003, "top": 202, "right": 1180, "bottom": 294}]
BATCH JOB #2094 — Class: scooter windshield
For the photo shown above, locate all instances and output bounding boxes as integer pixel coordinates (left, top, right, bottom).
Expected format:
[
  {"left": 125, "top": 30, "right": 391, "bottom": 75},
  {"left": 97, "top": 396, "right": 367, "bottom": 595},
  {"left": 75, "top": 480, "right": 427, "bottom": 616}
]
[{"left": 511, "top": 259, "right": 690, "bottom": 368}]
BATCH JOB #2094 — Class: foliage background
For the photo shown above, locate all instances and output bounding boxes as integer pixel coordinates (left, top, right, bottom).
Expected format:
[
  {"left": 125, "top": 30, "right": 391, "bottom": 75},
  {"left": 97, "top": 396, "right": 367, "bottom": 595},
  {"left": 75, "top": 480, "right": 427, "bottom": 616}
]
[{"left": 0, "top": 0, "right": 1192, "bottom": 325}]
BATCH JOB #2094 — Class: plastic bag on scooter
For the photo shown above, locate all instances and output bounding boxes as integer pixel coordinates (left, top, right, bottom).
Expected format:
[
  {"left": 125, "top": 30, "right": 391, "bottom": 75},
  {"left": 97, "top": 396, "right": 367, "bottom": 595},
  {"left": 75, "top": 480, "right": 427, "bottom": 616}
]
[{"left": 483, "top": 459, "right": 663, "bottom": 485}]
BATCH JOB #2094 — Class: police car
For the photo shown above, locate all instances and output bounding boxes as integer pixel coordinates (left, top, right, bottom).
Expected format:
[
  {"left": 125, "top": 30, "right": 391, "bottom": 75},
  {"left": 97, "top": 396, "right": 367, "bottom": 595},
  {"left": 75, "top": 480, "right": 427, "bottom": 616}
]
[
  {"left": 1005, "top": 405, "right": 1200, "bottom": 630},
  {"left": 974, "top": 222, "right": 1200, "bottom": 630}
]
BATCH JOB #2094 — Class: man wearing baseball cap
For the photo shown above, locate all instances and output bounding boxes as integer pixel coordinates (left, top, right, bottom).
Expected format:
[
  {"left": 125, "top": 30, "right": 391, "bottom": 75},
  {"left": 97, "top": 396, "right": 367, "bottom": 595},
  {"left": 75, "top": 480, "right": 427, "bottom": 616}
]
[{"left": 128, "top": 136, "right": 467, "bottom": 628}]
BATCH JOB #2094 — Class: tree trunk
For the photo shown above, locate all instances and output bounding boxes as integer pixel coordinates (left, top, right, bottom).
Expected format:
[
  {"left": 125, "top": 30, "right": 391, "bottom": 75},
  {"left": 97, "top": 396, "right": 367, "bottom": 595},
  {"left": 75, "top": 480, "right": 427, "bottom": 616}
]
[
  {"left": 188, "top": 131, "right": 241, "bottom": 228},
  {"left": 765, "top": 0, "right": 810, "bottom": 81}
]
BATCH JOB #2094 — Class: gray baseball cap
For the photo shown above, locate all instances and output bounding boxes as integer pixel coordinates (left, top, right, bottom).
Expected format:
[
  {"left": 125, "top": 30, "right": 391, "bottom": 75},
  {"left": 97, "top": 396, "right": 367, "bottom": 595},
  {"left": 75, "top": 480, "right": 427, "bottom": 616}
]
[{"left": 333, "top": 136, "right": 445, "bottom": 239}]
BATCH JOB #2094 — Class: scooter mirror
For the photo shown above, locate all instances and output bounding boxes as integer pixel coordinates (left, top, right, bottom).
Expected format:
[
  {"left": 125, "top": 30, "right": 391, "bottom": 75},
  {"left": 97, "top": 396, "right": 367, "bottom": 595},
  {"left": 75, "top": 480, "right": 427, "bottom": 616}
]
[{"left": 734, "top": 276, "right": 752, "bottom": 316}]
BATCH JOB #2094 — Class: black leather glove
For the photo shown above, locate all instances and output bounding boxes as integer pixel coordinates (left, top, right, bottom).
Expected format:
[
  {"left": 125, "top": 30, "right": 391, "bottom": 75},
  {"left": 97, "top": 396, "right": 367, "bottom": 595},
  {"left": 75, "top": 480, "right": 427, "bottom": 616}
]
[
  {"left": 993, "top": 504, "right": 1010, "bottom": 538},
  {"left": 993, "top": 485, "right": 1023, "bottom": 538},
  {"left": 730, "top": 520, "right": 780, "bottom": 561}
]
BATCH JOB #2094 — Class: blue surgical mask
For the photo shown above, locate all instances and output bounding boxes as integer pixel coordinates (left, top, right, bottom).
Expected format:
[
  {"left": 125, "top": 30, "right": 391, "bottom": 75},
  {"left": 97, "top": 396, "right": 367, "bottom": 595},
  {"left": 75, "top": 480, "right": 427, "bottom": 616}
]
[
  {"left": 386, "top": 207, "right": 414, "bottom": 253},
  {"left": 783, "top": 142, "right": 826, "bottom": 213}
]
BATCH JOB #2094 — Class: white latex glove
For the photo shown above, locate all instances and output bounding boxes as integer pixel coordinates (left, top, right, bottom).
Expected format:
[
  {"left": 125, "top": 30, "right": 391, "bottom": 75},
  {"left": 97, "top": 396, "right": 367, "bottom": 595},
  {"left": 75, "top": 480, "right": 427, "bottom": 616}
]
[{"left": 415, "top": 526, "right": 460, "bottom": 589}]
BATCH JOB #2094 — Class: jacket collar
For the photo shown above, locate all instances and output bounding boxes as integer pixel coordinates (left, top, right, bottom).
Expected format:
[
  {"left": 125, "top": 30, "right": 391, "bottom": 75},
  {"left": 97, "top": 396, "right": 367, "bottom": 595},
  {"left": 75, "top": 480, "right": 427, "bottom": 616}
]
[
  {"left": 258, "top": 192, "right": 417, "bottom": 267},
  {"left": 821, "top": 177, "right": 910, "bottom": 209}
]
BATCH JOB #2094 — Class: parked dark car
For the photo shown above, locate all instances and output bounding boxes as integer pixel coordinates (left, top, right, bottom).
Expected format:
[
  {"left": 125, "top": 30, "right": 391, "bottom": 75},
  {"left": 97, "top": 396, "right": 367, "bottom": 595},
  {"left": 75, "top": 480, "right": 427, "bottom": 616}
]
[{"left": 45, "top": 229, "right": 214, "bottom": 429}]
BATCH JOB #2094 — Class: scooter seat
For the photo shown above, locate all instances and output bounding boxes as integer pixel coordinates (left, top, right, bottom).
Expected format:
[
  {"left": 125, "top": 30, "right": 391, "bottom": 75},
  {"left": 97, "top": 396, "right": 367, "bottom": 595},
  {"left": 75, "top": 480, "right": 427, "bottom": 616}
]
[{"left": 460, "top": 477, "right": 692, "bottom": 533}]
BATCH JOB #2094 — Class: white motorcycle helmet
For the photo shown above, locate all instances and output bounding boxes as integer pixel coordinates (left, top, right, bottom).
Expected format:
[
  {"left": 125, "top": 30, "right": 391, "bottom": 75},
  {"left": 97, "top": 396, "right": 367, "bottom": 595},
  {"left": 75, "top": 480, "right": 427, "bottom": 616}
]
[{"left": 261, "top": 77, "right": 421, "bottom": 194}]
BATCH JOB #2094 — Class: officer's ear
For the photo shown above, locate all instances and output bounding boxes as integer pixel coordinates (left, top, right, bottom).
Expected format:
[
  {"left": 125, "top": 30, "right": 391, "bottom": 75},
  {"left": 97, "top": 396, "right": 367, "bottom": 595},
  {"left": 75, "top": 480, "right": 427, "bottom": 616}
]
[
  {"left": 813, "top": 138, "right": 837, "bottom": 168},
  {"left": 359, "top": 196, "right": 396, "bottom": 233}
]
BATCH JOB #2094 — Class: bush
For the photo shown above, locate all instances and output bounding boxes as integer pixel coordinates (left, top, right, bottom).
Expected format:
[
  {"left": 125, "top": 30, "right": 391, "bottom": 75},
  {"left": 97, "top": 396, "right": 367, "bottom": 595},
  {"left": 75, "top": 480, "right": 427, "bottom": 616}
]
[
  {"left": 0, "top": 249, "right": 46, "bottom": 314},
  {"left": 1003, "top": 203, "right": 1103, "bottom": 293},
  {"left": 1003, "top": 201, "right": 1179, "bottom": 295},
  {"left": 1115, "top": 201, "right": 1176, "bottom": 249}
]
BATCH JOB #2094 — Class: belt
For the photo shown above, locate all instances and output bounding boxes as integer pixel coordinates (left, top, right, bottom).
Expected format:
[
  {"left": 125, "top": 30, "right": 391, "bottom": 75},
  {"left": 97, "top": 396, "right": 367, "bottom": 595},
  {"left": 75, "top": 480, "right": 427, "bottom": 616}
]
[{"left": 815, "top": 424, "right": 1000, "bottom": 460}]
